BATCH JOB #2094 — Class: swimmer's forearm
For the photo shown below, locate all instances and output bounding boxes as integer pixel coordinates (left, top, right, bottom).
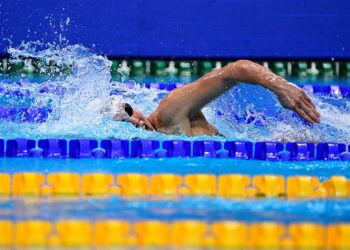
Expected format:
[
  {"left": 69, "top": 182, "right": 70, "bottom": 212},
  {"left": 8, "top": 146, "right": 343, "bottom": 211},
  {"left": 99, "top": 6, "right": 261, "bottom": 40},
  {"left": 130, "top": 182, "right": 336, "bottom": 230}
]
[
  {"left": 227, "top": 60, "right": 288, "bottom": 92},
  {"left": 227, "top": 60, "right": 320, "bottom": 123}
]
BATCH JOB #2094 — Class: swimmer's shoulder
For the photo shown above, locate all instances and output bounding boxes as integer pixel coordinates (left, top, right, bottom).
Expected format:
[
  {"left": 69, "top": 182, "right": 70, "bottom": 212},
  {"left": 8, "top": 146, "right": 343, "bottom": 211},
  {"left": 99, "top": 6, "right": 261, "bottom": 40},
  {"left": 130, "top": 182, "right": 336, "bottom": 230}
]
[
  {"left": 148, "top": 107, "right": 173, "bottom": 130},
  {"left": 150, "top": 92, "right": 189, "bottom": 124}
]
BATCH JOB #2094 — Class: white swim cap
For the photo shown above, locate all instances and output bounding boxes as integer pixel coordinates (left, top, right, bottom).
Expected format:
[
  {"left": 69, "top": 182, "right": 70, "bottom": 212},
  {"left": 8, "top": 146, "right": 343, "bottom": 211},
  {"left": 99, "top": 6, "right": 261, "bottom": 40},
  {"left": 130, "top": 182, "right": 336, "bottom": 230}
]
[{"left": 110, "top": 95, "right": 129, "bottom": 120}]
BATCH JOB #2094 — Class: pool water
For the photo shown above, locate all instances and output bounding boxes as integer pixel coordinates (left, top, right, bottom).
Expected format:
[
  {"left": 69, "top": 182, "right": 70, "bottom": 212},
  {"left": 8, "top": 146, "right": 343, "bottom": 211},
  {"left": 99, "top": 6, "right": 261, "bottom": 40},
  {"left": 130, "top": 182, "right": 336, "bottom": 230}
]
[
  {"left": 0, "top": 43, "right": 350, "bottom": 248},
  {"left": 0, "top": 44, "right": 349, "bottom": 142}
]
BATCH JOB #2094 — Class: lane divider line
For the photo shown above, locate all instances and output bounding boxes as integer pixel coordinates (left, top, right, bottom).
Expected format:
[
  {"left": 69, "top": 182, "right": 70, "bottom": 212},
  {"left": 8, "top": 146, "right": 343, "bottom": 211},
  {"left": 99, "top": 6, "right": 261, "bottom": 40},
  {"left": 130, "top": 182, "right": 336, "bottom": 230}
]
[
  {"left": 0, "top": 219, "right": 349, "bottom": 248},
  {"left": 0, "top": 172, "right": 349, "bottom": 198}
]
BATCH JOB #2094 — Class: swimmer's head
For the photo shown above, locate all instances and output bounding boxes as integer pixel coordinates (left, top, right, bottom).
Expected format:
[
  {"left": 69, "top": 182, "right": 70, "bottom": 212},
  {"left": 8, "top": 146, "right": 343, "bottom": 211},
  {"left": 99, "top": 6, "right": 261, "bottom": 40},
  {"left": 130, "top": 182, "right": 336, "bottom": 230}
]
[{"left": 110, "top": 99, "right": 155, "bottom": 131}]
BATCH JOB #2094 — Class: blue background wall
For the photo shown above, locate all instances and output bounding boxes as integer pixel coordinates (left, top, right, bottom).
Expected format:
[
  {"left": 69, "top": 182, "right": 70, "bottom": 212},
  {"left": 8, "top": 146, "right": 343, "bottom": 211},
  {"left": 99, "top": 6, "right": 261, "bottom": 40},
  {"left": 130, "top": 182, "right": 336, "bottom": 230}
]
[{"left": 1, "top": 0, "right": 350, "bottom": 59}]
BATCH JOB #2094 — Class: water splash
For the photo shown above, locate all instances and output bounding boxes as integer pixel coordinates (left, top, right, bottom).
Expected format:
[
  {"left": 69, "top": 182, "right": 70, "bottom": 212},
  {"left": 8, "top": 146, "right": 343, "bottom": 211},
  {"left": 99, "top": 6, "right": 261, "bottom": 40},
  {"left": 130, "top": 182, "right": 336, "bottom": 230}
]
[
  {"left": 208, "top": 84, "right": 350, "bottom": 143},
  {"left": 0, "top": 43, "right": 349, "bottom": 143},
  {"left": 0, "top": 43, "right": 170, "bottom": 139}
]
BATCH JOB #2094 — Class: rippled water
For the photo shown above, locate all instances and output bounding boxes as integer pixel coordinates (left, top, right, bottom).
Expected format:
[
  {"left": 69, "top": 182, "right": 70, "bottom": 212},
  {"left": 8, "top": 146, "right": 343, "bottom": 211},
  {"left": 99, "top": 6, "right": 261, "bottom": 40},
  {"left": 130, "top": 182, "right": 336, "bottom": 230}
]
[{"left": 0, "top": 42, "right": 349, "bottom": 143}]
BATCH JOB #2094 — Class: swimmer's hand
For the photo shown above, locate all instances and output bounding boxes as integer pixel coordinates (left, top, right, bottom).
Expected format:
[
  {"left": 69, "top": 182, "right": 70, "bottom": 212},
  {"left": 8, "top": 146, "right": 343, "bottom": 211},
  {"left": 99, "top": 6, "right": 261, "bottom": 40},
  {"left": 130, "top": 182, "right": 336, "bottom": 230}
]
[
  {"left": 127, "top": 108, "right": 155, "bottom": 131},
  {"left": 274, "top": 82, "right": 321, "bottom": 124}
]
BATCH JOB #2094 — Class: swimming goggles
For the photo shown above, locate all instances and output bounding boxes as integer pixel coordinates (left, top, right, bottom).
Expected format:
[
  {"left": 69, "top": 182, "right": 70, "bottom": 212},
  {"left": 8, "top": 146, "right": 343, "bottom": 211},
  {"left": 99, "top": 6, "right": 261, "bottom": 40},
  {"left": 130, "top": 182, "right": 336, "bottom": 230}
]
[{"left": 124, "top": 103, "right": 133, "bottom": 117}]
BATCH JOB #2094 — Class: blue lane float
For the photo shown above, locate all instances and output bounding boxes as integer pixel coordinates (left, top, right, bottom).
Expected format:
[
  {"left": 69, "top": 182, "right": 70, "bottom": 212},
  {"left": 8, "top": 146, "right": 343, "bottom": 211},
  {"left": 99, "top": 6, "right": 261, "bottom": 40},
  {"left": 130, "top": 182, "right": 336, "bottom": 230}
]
[
  {"left": 1, "top": 138, "right": 349, "bottom": 161},
  {"left": 340, "top": 87, "right": 350, "bottom": 97},
  {"left": 286, "top": 142, "right": 315, "bottom": 161},
  {"left": 0, "top": 140, "right": 4, "bottom": 157},
  {"left": 192, "top": 141, "right": 222, "bottom": 157},
  {"left": 224, "top": 141, "right": 253, "bottom": 159},
  {"left": 5, "top": 138, "right": 37, "bottom": 157},
  {"left": 301, "top": 85, "right": 350, "bottom": 97},
  {"left": 101, "top": 139, "right": 129, "bottom": 158},
  {"left": 254, "top": 142, "right": 286, "bottom": 161},
  {"left": 163, "top": 140, "right": 191, "bottom": 157},
  {"left": 130, "top": 140, "right": 161, "bottom": 158},
  {"left": 38, "top": 139, "right": 67, "bottom": 158},
  {"left": 316, "top": 142, "right": 350, "bottom": 161},
  {"left": 69, "top": 139, "right": 100, "bottom": 158}
]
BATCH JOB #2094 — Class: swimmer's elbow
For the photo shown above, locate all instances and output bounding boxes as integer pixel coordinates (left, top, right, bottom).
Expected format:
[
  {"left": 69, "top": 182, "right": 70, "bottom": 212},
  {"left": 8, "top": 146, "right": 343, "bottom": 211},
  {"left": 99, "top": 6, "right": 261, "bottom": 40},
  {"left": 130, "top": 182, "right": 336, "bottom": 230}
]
[
  {"left": 226, "top": 59, "right": 269, "bottom": 85},
  {"left": 227, "top": 60, "right": 253, "bottom": 77}
]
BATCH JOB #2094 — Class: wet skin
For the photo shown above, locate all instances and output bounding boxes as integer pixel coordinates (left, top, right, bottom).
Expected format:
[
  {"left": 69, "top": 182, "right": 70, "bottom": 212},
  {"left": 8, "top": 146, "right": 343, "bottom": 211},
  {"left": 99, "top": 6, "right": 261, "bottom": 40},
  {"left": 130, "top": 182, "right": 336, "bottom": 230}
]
[{"left": 124, "top": 60, "right": 321, "bottom": 136}]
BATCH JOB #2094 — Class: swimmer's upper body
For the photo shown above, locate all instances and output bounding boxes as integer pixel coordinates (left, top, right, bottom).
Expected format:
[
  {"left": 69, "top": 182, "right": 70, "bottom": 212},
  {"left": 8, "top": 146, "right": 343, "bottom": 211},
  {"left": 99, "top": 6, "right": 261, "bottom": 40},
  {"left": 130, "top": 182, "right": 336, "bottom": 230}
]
[{"left": 115, "top": 60, "right": 320, "bottom": 136}]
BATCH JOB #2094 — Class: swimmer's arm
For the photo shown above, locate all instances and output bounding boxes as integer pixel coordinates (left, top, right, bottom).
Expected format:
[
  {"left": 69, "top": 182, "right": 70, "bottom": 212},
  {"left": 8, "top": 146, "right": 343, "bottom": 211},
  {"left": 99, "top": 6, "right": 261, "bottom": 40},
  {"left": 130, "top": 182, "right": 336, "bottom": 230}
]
[
  {"left": 154, "top": 65, "right": 238, "bottom": 122},
  {"left": 156, "top": 60, "right": 320, "bottom": 124},
  {"left": 226, "top": 60, "right": 320, "bottom": 123}
]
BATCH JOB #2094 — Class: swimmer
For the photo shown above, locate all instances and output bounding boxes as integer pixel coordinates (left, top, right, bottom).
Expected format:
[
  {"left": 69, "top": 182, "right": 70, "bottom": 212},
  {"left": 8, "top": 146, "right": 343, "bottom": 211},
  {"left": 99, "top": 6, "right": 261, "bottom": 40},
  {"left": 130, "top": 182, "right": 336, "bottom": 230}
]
[{"left": 114, "top": 60, "right": 321, "bottom": 136}]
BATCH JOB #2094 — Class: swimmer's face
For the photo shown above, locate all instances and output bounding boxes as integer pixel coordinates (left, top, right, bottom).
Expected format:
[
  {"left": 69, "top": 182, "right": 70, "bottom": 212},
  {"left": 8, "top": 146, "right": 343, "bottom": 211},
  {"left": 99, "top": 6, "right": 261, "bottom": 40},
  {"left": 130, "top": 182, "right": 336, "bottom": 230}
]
[
  {"left": 113, "top": 103, "right": 155, "bottom": 131},
  {"left": 127, "top": 108, "right": 155, "bottom": 131}
]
